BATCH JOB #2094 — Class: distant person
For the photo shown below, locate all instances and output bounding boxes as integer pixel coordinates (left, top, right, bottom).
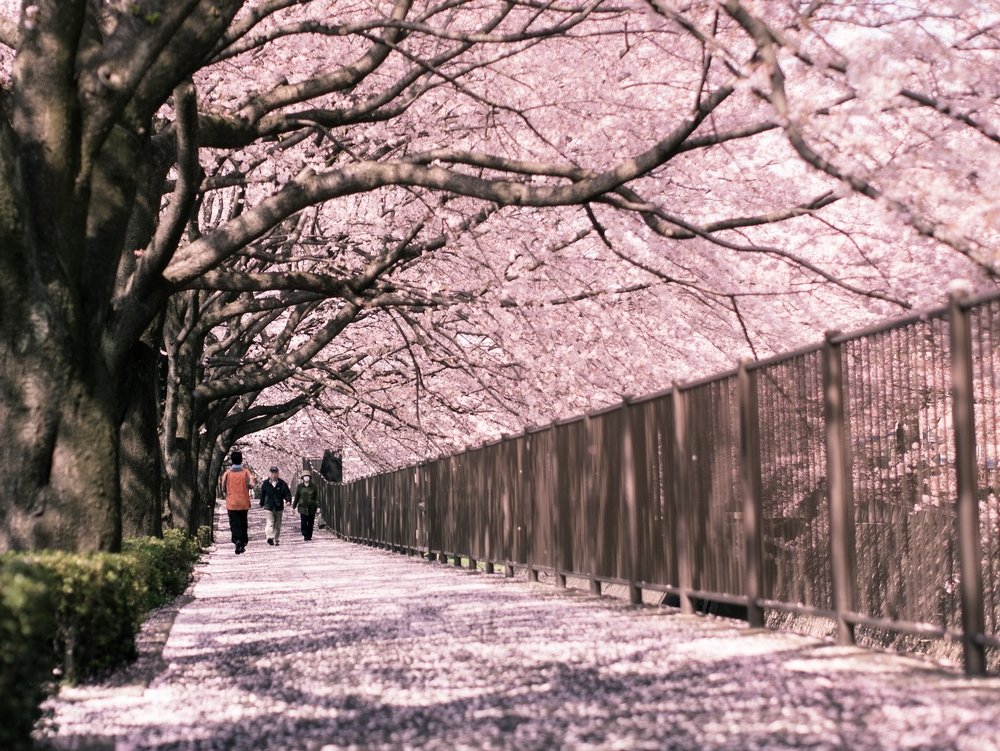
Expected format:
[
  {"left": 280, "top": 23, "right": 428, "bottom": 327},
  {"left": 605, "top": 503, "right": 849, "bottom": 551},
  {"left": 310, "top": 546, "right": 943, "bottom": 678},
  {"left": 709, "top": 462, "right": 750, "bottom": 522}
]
[
  {"left": 320, "top": 449, "right": 342, "bottom": 483},
  {"left": 293, "top": 471, "right": 319, "bottom": 541},
  {"left": 220, "top": 451, "right": 254, "bottom": 555},
  {"left": 259, "top": 465, "right": 292, "bottom": 545}
]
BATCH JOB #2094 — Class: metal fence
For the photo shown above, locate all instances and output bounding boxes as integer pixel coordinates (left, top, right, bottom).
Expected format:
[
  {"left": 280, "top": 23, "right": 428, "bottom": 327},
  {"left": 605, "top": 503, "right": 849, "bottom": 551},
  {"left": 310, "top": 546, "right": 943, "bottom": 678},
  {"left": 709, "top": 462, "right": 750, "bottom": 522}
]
[{"left": 309, "top": 287, "right": 1000, "bottom": 676}]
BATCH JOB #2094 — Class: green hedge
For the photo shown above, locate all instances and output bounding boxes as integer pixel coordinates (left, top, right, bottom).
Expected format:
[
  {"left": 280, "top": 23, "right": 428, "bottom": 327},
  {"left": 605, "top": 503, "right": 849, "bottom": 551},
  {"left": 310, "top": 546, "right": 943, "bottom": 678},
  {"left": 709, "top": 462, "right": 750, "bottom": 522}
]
[
  {"left": 0, "top": 559, "right": 59, "bottom": 751},
  {"left": 121, "top": 528, "right": 202, "bottom": 616},
  {"left": 0, "top": 529, "right": 205, "bottom": 751}
]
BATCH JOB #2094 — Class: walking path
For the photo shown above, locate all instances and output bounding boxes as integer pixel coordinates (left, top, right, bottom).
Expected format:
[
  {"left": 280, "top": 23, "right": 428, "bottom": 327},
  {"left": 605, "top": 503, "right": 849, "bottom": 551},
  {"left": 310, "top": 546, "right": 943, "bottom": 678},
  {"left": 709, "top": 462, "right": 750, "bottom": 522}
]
[{"left": 37, "top": 504, "right": 1000, "bottom": 750}]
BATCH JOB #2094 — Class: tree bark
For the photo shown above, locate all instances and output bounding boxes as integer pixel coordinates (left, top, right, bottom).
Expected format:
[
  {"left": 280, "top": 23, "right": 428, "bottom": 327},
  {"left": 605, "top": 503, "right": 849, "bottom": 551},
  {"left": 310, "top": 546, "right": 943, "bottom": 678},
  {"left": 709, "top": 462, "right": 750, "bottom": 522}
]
[
  {"left": 119, "top": 341, "right": 164, "bottom": 539},
  {"left": 0, "top": 305, "right": 121, "bottom": 551},
  {"left": 158, "top": 293, "right": 205, "bottom": 534}
]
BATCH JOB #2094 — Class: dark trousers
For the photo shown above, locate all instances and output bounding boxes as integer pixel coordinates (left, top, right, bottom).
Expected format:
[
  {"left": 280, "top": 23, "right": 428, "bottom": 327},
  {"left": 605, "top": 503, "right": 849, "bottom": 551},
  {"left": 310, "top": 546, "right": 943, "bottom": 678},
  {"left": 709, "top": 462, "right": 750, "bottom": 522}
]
[
  {"left": 228, "top": 509, "right": 249, "bottom": 547},
  {"left": 300, "top": 511, "right": 316, "bottom": 540}
]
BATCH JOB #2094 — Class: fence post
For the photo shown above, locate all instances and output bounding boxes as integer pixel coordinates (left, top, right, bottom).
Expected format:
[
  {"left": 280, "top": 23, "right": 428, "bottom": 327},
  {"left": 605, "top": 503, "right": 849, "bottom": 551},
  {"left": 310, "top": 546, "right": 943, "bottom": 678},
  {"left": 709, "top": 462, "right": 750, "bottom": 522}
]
[
  {"left": 738, "top": 360, "right": 766, "bottom": 628},
  {"left": 585, "top": 415, "right": 602, "bottom": 596},
  {"left": 551, "top": 422, "right": 568, "bottom": 588},
  {"left": 424, "top": 464, "right": 437, "bottom": 562},
  {"left": 823, "top": 330, "right": 857, "bottom": 646},
  {"left": 949, "top": 285, "right": 987, "bottom": 677},
  {"left": 406, "top": 468, "right": 415, "bottom": 556},
  {"left": 516, "top": 430, "right": 538, "bottom": 578},
  {"left": 622, "top": 399, "right": 642, "bottom": 605},
  {"left": 672, "top": 384, "right": 695, "bottom": 614}
]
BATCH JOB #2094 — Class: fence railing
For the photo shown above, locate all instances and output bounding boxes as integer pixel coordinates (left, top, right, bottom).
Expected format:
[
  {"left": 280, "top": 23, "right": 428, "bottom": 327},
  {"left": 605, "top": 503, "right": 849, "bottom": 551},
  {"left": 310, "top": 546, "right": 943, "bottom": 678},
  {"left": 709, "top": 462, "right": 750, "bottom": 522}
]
[{"left": 308, "top": 287, "right": 1000, "bottom": 676}]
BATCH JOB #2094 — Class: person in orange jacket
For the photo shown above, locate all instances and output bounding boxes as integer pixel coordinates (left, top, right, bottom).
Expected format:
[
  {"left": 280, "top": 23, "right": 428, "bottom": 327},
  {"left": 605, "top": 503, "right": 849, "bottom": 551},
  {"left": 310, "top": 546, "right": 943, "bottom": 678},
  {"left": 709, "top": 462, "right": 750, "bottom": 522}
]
[{"left": 220, "top": 450, "right": 254, "bottom": 554}]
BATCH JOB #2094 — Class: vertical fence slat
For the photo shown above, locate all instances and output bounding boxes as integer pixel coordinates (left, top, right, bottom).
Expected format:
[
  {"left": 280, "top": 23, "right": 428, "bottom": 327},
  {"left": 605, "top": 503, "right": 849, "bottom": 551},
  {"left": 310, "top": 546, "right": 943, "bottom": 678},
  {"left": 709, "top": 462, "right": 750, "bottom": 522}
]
[
  {"left": 585, "top": 415, "right": 601, "bottom": 595},
  {"left": 824, "top": 331, "right": 857, "bottom": 646},
  {"left": 739, "top": 361, "right": 765, "bottom": 628},
  {"left": 950, "top": 287, "right": 987, "bottom": 676},
  {"left": 672, "top": 385, "right": 695, "bottom": 614},
  {"left": 622, "top": 400, "right": 642, "bottom": 605}
]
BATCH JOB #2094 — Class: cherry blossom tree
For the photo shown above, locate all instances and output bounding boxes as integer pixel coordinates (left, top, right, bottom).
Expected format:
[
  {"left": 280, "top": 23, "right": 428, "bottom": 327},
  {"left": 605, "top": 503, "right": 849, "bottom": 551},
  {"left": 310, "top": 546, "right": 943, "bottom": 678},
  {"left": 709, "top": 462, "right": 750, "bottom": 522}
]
[
  {"left": 0, "top": 0, "right": 996, "bottom": 551},
  {"left": 246, "top": 0, "right": 1000, "bottom": 477}
]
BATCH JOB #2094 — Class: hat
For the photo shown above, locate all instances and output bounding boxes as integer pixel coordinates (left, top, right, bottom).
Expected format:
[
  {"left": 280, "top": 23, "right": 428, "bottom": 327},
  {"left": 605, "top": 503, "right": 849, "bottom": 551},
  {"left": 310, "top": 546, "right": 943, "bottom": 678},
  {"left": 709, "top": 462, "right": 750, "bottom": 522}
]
[
  {"left": 301, "top": 471, "right": 312, "bottom": 479},
  {"left": 269, "top": 465, "right": 279, "bottom": 472}
]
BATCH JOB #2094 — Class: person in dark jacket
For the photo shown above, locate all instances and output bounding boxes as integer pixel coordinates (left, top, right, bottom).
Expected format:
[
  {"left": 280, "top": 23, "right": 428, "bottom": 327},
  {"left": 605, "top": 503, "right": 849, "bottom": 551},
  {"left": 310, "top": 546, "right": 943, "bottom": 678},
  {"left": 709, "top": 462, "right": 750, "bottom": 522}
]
[
  {"left": 259, "top": 466, "right": 292, "bottom": 545},
  {"left": 293, "top": 471, "right": 320, "bottom": 541}
]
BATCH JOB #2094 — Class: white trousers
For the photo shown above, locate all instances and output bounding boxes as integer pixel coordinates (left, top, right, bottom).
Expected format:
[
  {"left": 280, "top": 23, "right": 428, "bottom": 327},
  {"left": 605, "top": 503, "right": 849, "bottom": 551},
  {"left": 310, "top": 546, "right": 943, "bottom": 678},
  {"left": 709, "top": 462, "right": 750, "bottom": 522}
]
[{"left": 264, "top": 507, "right": 284, "bottom": 542}]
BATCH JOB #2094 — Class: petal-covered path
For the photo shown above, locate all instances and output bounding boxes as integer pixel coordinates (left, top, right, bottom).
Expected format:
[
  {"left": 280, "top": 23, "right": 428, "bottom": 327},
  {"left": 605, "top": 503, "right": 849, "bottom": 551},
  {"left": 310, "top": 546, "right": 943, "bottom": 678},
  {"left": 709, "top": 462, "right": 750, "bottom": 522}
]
[{"left": 37, "top": 504, "right": 1000, "bottom": 751}]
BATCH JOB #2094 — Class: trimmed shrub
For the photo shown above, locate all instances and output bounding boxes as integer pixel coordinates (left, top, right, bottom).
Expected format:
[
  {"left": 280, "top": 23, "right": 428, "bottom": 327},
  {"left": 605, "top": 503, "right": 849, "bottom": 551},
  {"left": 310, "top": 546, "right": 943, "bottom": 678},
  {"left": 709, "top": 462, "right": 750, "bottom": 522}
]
[
  {"left": 23, "top": 551, "right": 141, "bottom": 683},
  {"left": 121, "top": 528, "right": 201, "bottom": 615},
  {"left": 0, "top": 558, "right": 59, "bottom": 751},
  {"left": 0, "top": 529, "right": 204, "bottom": 750}
]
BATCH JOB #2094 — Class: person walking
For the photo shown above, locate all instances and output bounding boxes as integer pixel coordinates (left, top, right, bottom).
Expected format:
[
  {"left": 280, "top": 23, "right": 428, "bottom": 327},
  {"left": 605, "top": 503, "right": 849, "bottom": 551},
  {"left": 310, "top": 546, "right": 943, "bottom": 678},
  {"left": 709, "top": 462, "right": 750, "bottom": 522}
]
[
  {"left": 259, "top": 465, "right": 292, "bottom": 545},
  {"left": 293, "top": 471, "right": 320, "bottom": 541},
  {"left": 220, "top": 451, "right": 254, "bottom": 555}
]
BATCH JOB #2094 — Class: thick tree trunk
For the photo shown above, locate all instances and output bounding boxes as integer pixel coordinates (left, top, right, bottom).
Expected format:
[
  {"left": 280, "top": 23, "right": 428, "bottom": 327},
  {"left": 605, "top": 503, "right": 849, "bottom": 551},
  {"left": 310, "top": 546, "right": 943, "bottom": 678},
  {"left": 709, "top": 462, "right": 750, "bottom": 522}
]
[
  {"left": 160, "top": 300, "right": 204, "bottom": 535},
  {"left": 119, "top": 342, "right": 164, "bottom": 539},
  {"left": 197, "top": 439, "right": 225, "bottom": 536},
  {"left": 0, "top": 327, "right": 121, "bottom": 552},
  {"left": 163, "top": 442, "right": 197, "bottom": 534}
]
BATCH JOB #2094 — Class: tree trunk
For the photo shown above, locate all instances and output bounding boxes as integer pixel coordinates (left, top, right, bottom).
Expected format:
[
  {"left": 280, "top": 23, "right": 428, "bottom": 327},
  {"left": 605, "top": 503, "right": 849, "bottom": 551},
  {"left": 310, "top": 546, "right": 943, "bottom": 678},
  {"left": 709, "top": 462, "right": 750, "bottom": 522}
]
[
  {"left": 163, "top": 441, "right": 197, "bottom": 534},
  {"left": 160, "top": 296, "right": 205, "bottom": 534},
  {"left": 119, "top": 341, "right": 164, "bottom": 539},
  {"left": 0, "top": 318, "right": 121, "bottom": 552},
  {"left": 161, "top": 372, "right": 199, "bottom": 534},
  {"left": 196, "top": 440, "right": 224, "bottom": 539}
]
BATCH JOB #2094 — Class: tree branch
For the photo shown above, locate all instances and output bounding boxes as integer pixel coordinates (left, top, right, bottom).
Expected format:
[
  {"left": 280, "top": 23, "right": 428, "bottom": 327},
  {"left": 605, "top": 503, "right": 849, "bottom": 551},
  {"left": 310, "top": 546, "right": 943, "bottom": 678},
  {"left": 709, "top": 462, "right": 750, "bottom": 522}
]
[{"left": 165, "top": 82, "right": 736, "bottom": 284}]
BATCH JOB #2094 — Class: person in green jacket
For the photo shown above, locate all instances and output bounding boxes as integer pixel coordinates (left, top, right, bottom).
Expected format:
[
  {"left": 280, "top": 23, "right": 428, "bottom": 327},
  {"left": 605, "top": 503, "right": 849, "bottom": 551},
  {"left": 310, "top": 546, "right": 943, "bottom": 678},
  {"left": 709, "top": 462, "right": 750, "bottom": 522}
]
[{"left": 293, "top": 471, "right": 320, "bottom": 541}]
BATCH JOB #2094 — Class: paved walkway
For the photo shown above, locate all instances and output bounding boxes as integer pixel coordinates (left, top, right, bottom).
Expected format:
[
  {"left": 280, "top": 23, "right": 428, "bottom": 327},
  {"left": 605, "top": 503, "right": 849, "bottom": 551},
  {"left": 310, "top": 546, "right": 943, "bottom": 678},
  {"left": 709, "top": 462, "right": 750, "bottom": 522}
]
[{"left": 37, "top": 504, "right": 1000, "bottom": 750}]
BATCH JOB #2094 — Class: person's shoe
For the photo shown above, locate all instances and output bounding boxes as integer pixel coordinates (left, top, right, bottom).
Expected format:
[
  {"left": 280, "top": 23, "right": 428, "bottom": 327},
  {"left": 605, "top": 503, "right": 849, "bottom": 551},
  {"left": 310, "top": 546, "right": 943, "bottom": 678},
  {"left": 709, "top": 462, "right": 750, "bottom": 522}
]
[
  {"left": 234, "top": 544, "right": 240, "bottom": 555},
  {"left": 267, "top": 538, "right": 274, "bottom": 546},
  {"left": 274, "top": 540, "right": 280, "bottom": 546},
  {"left": 237, "top": 544, "right": 245, "bottom": 554}
]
